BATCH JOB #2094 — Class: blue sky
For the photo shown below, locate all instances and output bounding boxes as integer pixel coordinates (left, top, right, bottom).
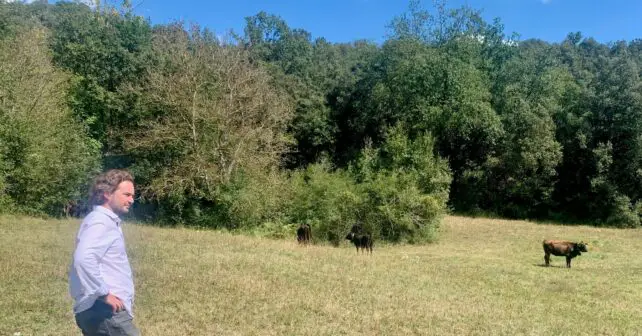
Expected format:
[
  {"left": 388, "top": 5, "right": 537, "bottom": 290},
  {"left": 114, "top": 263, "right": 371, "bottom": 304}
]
[{"left": 131, "top": 0, "right": 641, "bottom": 44}]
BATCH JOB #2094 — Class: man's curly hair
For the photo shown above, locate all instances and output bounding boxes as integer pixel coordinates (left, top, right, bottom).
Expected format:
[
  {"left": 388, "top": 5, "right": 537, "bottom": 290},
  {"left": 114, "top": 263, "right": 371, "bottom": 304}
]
[{"left": 89, "top": 169, "right": 134, "bottom": 206}]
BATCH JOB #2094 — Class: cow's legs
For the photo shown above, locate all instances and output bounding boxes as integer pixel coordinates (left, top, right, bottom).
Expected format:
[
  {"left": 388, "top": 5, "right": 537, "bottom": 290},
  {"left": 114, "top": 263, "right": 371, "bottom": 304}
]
[
  {"left": 544, "top": 252, "right": 550, "bottom": 266},
  {"left": 566, "top": 256, "right": 572, "bottom": 268}
]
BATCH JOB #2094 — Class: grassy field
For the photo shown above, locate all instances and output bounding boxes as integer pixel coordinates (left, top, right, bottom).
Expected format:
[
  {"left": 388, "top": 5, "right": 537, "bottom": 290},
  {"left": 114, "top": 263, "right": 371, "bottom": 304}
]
[{"left": 2, "top": 215, "right": 642, "bottom": 335}]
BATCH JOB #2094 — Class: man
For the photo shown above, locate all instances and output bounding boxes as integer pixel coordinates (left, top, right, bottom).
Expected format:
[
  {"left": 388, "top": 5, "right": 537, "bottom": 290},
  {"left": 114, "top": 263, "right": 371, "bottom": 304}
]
[{"left": 69, "top": 169, "right": 139, "bottom": 335}]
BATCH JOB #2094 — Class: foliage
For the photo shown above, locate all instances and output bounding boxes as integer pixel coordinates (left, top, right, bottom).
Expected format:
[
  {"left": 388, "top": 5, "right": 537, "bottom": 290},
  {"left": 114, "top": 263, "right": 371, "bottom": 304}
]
[
  {"left": 47, "top": 1, "right": 153, "bottom": 162},
  {"left": 121, "top": 23, "right": 292, "bottom": 225},
  {"left": 0, "top": 28, "right": 100, "bottom": 215},
  {"left": 3, "top": 0, "right": 642, "bottom": 230},
  {"left": 285, "top": 161, "right": 363, "bottom": 245},
  {"left": 285, "top": 128, "right": 452, "bottom": 244}
]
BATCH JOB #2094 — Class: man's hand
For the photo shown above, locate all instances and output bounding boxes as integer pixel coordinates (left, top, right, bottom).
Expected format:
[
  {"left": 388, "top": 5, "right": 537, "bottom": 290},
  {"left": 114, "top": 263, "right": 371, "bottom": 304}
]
[{"left": 101, "top": 293, "right": 124, "bottom": 313}]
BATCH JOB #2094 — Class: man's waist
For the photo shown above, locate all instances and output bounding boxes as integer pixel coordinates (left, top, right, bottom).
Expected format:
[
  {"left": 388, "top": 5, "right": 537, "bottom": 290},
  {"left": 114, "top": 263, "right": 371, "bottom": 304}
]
[{"left": 76, "top": 297, "right": 135, "bottom": 317}]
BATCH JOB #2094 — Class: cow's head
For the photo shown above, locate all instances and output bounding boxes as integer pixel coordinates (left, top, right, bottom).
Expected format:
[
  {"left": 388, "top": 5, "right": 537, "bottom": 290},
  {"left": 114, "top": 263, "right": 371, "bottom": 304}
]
[
  {"left": 576, "top": 241, "right": 588, "bottom": 252},
  {"left": 345, "top": 232, "right": 355, "bottom": 241},
  {"left": 350, "top": 224, "right": 363, "bottom": 234}
]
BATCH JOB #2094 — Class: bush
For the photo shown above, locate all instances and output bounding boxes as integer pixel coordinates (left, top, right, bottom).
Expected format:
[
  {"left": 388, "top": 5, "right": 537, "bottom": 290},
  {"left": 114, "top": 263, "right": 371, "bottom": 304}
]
[
  {"left": 213, "top": 170, "right": 292, "bottom": 230},
  {"left": 605, "top": 194, "right": 640, "bottom": 228},
  {"left": 285, "top": 161, "right": 362, "bottom": 246},
  {"left": 358, "top": 170, "right": 445, "bottom": 243},
  {"left": 348, "top": 125, "right": 451, "bottom": 243}
]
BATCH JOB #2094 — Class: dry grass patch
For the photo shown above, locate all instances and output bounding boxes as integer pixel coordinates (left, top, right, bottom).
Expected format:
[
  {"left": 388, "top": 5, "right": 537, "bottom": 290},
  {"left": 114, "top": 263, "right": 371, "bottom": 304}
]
[{"left": 2, "top": 215, "right": 642, "bottom": 335}]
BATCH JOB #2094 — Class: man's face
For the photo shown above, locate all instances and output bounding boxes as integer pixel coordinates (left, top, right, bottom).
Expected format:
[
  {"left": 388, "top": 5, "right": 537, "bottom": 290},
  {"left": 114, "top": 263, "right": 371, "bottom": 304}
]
[{"left": 104, "top": 181, "right": 135, "bottom": 215}]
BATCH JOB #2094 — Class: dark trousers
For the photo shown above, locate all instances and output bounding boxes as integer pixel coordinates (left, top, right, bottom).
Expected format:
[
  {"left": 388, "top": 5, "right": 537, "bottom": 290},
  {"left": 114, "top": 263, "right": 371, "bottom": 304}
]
[{"left": 75, "top": 300, "right": 140, "bottom": 336}]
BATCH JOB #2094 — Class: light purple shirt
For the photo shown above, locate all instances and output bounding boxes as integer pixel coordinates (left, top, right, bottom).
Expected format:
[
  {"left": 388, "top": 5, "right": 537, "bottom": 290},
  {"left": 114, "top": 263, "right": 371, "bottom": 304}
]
[{"left": 69, "top": 206, "right": 135, "bottom": 315}]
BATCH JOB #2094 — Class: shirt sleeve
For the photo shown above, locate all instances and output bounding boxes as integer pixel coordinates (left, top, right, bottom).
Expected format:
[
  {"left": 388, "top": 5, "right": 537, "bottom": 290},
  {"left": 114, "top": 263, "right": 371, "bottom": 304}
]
[{"left": 72, "top": 222, "right": 118, "bottom": 298}]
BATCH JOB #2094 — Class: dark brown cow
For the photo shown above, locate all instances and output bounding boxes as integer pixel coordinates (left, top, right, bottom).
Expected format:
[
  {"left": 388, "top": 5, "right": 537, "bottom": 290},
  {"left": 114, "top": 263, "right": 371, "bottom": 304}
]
[
  {"left": 543, "top": 240, "right": 588, "bottom": 268},
  {"left": 345, "top": 224, "right": 373, "bottom": 254},
  {"left": 297, "top": 224, "right": 312, "bottom": 245}
]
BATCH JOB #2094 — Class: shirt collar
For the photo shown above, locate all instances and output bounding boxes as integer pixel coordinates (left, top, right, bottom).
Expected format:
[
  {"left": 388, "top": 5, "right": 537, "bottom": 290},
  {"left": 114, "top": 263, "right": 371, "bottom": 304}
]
[{"left": 93, "top": 205, "right": 122, "bottom": 226}]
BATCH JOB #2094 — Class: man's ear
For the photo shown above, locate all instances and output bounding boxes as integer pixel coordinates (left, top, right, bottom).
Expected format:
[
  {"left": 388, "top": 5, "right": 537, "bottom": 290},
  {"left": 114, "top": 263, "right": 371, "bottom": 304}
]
[{"left": 102, "top": 191, "right": 112, "bottom": 204}]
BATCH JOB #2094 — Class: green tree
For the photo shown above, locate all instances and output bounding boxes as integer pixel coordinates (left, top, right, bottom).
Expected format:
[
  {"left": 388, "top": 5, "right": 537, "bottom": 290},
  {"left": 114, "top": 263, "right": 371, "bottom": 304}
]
[
  {"left": 483, "top": 42, "right": 565, "bottom": 218},
  {"left": 335, "top": 39, "right": 502, "bottom": 213},
  {"left": 47, "top": 1, "right": 152, "bottom": 163},
  {"left": 552, "top": 34, "right": 642, "bottom": 226},
  {"left": 243, "top": 12, "right": 378, "bottom": 168},
  {"left": 122, "top": 24, "right": 293, "bottom": 224},
  {"left": 0, "top": 28, "right": 100, "bottom": 215}
]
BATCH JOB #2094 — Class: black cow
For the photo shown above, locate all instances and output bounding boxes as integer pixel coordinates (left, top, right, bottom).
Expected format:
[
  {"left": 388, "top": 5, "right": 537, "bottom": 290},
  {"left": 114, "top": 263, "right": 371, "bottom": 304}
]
[
  {"left": 345, "top": 224, "right": 373, "bottom": 254},
  {"left": 543, "top": 240, "right": 588, "bottom": 268},
  {"left": 297, "top": 224, "right": 312, "bottom": 245}
]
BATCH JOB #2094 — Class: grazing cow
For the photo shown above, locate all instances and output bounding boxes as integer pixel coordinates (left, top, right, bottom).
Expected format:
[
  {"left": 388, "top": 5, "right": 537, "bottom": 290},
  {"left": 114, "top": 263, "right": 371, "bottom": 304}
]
[
  {"left": 62, "top": 200, "right": 84, "bottom": 218},
  {"left": 345, "top": 224, "right": 373, "bottom": 254},
  {"left": 297, "top": 223, "right": 312, "bottom": 245},
  {"left": 543, "top": 240, "right": 588, "bottom": 268}
]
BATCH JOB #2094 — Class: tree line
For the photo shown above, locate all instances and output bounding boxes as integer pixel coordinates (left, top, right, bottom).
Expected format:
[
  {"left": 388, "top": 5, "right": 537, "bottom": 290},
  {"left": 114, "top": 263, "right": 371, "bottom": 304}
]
[{"left": 1, "top": 0, "right": 641, "bottom": 244}]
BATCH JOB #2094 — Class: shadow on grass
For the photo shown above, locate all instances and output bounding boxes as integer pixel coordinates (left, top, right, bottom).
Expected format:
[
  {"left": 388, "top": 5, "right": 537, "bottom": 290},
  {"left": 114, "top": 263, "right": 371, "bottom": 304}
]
[{"left": 533, "top": 263, "right": 567, "bottom": 268}]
